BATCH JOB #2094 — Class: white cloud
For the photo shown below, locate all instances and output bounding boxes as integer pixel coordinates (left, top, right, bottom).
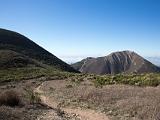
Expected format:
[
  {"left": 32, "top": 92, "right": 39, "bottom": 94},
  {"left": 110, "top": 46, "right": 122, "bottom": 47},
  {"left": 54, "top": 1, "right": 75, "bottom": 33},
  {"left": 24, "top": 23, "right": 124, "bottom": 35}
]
[
  {"left": 58, "top": 54, "right": 100, "bottom": 64},
  {"left": 146, "top": 57, "right": 160, "bottom": 66}
]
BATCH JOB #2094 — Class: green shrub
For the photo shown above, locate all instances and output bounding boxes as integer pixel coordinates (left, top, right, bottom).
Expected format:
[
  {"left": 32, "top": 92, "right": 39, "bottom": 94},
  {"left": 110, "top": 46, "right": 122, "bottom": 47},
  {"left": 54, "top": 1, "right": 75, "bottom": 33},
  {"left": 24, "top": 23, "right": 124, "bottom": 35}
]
[
  {"left": 93, "top": 73, "right": 160, "bottom": 87},
  {"left": 93, "top": 76, "right": 106, "bottom": 88},
  {"left": 24, "top": 89, "right": 41, "bottom": 104}
]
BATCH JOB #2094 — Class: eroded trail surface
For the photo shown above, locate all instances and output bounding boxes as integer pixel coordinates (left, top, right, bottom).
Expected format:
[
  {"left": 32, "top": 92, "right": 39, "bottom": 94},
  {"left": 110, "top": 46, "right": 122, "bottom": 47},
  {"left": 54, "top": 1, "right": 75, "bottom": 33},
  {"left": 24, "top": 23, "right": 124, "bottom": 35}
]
[{"left": 35, "top": 82, "right": 109, "bottom": 120}]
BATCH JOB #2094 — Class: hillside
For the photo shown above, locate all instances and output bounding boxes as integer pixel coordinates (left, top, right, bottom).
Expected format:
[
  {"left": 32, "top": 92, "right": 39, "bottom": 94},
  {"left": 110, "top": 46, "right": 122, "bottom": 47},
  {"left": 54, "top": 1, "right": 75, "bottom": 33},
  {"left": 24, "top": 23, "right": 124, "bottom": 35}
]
[
  {"left": 0, "top": 50, "right": 43, "bottom": 68},
  {"left": 72, "top": 51, "right": 160, "bottom": 74},
  {"left": 0, "top": 28, "right": 77, "bottom": 72}
]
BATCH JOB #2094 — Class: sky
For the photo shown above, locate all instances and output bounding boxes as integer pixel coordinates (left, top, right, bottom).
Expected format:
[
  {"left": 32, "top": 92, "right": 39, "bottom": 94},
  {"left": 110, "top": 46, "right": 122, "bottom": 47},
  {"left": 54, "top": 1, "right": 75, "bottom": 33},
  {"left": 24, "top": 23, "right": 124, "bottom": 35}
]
[{"left": 0, "top": 0, "right": 160, "bottom": 63}]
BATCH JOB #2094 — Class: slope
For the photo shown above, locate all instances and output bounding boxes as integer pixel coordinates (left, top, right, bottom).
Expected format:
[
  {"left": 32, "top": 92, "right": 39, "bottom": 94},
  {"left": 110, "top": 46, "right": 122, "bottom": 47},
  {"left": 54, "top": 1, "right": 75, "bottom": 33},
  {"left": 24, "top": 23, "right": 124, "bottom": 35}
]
[
  {"left": 0, "top": 28, "right": 76, "bottom": 72},
  {"left": 72, "top": 51, "right": 160, "bottom": 74}
]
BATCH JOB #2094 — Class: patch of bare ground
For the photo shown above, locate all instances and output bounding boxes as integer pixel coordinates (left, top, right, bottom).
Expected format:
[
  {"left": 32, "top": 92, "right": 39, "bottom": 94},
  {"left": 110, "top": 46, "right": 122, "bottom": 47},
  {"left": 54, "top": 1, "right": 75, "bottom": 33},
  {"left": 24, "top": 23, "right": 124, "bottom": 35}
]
[
  {"left": 0, "top": 79, "right": 73, "bottom": 120},
  {"left": 40, "top": 79, "right": 160, "bottom": 120},
  {"left": 35, "top": 82, "right": 109, "bottom": 120}
]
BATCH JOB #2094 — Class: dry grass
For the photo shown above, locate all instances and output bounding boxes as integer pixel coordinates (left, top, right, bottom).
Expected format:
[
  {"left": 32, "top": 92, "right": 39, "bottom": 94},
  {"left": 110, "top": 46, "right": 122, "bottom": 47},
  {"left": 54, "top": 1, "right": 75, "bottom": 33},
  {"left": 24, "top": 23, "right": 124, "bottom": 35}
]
[
  {"left": 41, "top": 79, "right": 160, "bottom": 120},
  {"left": 1, "top": 71, "right": 160, "bottom": 120},
  {"left": 81, "top": 85, "right": 160, "bottom": 120},
  {"left": 0, "top": 90, "right": 21, "bottom": 107}
]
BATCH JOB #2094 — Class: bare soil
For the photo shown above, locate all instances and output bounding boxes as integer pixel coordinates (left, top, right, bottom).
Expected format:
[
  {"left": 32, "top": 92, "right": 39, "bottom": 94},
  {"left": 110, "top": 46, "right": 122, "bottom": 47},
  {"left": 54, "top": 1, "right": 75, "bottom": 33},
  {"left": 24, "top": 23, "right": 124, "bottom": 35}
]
[
  {"left": 35, "top": 82, "right": 109, "bottom": 120},
  {"left": 39, "top": 79, "right": 160, "bottom": 120},
  {"left": 1, "top": 77, "right": 160, "bottom": 120},
  {"left": 0, "top": 79, "right": 75, "bottom": 120}
]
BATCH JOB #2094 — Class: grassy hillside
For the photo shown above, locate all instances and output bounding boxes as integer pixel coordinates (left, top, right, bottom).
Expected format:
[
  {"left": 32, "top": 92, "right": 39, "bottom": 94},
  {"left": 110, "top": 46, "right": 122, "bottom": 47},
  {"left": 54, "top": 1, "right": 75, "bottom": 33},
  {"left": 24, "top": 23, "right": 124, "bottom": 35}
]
[
  {"left": 0, "top": 28, "right": 77, "bottom": 72},
  {"left": 0, "top": 67, "right": 76, "bottom": 83}
]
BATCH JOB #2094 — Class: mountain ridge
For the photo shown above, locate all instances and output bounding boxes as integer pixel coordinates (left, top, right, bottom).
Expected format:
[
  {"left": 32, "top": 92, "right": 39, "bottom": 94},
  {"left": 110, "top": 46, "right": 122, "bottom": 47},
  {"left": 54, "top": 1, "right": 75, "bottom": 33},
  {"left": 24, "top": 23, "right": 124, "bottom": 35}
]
[
  {"left": 72, "top": 51, "right": 160, "bottom": 74},
  {"left": 0, "top": 28, "right": 77, "bottom": 72}
]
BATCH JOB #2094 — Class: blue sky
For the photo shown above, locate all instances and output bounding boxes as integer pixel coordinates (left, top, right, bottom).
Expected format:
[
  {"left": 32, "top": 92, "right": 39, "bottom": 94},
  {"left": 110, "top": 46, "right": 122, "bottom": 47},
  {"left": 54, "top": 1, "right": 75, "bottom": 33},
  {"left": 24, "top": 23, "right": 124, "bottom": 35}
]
[{"left": 0, "top": 0, "right": 160, "bottom": 63}]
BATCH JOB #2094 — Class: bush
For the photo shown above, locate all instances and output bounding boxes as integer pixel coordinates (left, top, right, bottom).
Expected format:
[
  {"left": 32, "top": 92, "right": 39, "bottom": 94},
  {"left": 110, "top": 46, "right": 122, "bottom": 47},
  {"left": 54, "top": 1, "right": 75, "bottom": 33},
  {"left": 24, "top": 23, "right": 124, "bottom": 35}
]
[
  {"left": 24, "top": 88, "right": 41, "bottom": 104},
  {"left": 0, "top": 90, "right": 20, "bottom": 107},
  {"left": 93, "top": 76, "right": 106, "bottom": 88},
  {"left": 92, "top": 73, "right": 160, "bottom": 87},
  {"left": 66, "top": 84, "right": 73, "bottom": 88}
]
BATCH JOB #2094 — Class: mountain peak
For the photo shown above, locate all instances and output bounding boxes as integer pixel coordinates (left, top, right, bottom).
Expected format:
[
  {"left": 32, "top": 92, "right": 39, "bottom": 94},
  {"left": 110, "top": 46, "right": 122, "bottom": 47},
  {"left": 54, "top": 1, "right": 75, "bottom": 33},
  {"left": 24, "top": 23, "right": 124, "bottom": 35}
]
[
  {"left": 72, "top": 51, "right": 160, "bottom": 74},
  {"left": 108, "top": 50, "right": 135, "bottom": 56}
]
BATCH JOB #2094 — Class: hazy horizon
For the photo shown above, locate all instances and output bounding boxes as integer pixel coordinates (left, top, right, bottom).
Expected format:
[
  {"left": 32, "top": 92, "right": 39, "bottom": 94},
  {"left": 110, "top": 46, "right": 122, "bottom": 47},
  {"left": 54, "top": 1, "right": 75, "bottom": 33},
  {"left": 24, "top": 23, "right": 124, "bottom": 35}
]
[
  {"left": 0, "top": 0, "right": 160, "bottom": 64},
  {"left": 59, "top": 52, "right": 160, "bottom": 66}
]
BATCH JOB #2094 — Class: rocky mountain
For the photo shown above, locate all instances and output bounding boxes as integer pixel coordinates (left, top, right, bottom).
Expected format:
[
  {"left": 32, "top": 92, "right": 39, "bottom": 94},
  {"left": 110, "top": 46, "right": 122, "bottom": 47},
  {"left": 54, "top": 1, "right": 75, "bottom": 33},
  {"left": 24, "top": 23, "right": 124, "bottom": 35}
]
[
  {"left": 0, "top": 28, "right": 77, "bottom": 72},
  {"left": 72, "top": 51, "right": 160, "bottom": 74}
]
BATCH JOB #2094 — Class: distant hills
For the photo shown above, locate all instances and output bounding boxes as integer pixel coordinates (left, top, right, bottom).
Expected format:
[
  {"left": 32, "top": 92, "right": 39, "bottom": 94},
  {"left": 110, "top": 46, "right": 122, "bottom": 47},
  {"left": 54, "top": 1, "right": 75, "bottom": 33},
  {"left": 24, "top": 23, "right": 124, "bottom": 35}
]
[
  {"left": 1, "top": 28, "right": 159, "bottom": 75},
  {"left": 72, "top": 51, "right": 160, "bottom": 74},
  {"left": 0, "top": 28, "right": 77, "bottom": 72}
]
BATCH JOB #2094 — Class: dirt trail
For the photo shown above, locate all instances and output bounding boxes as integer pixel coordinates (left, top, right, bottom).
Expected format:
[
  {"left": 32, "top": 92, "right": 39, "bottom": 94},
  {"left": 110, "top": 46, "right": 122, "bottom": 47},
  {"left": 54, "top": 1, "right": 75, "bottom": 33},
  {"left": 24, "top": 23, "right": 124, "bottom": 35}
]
[{"left": 35, "top": 82, "right": 109, "bottom": 120}]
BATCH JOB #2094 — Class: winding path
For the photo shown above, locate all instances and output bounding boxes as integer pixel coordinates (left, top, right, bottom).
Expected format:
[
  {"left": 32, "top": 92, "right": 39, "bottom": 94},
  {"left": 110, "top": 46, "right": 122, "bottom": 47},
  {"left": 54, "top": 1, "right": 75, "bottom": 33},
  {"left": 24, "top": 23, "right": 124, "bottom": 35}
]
[{"left": 35, "top": 82, "right": 109, "bottom": 120}]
